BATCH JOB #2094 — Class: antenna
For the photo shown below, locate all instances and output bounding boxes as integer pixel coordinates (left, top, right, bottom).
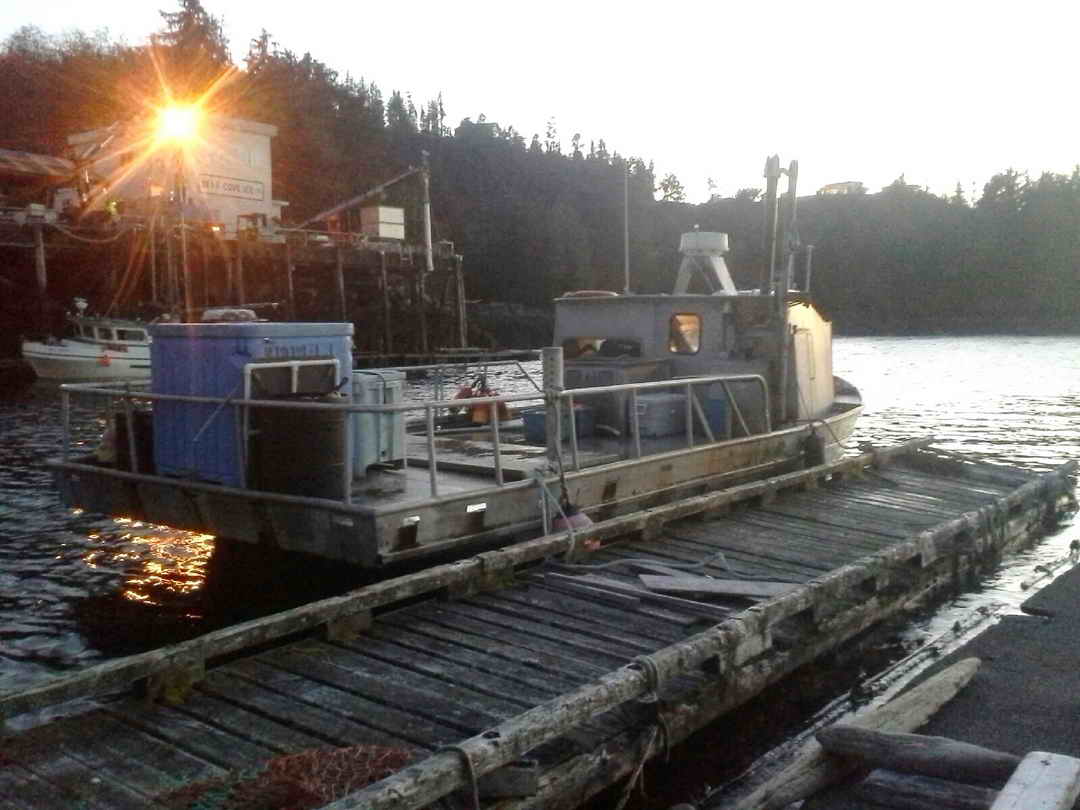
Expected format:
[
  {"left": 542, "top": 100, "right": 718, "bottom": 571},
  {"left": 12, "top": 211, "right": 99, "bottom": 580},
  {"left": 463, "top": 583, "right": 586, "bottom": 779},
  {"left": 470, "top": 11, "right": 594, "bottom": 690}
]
[{"left": 623, "top": 162, "right": 631, "bottom": 294}]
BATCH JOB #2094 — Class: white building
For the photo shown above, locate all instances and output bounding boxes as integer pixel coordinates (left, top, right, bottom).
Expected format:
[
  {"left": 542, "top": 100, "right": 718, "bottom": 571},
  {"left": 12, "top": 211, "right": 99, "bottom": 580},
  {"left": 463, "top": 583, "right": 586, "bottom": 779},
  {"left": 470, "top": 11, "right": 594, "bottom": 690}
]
[{"left": 66, "top": 113, "right": 287, "bottom": 240}]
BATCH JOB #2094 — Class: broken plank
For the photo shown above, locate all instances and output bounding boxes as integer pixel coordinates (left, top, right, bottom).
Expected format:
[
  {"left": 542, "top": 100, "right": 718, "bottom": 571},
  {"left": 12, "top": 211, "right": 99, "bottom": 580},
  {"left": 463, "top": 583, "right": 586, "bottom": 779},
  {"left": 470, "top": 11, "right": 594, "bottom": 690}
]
[
  {"left": 638, "top": 575, "right": 798, "bottom": 600},
  {"left": 543, "top": 572, "right": 732, "bottom": 621}
]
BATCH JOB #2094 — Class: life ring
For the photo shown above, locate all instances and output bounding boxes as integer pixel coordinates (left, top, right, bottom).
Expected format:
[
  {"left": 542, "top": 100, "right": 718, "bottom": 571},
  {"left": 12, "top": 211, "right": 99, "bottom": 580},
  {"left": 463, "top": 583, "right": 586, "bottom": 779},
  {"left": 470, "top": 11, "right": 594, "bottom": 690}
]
[
  {"left": 98, "top": 353, "right": 111, "bottom": 367},
  {"left": 453, "top": 379, "right": 510, "bottom": 423}
]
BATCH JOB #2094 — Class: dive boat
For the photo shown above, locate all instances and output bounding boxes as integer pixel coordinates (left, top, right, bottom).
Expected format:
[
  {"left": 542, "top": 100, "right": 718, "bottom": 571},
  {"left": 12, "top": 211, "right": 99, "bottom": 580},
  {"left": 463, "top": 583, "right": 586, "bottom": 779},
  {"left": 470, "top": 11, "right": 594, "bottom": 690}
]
[
  {"left": 49, "top": 157, "right": 863, "bottom": 569},
  {"left": 21, "top": 299, "right": 151, "bottom": 381}
]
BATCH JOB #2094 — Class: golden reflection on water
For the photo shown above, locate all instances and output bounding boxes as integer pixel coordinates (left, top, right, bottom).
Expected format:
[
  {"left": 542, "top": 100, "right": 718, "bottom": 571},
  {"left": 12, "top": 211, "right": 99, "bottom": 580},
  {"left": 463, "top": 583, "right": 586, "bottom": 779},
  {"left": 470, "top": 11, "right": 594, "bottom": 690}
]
[{"left": 80, "top": 515, "right": 214, "bottom": 610}]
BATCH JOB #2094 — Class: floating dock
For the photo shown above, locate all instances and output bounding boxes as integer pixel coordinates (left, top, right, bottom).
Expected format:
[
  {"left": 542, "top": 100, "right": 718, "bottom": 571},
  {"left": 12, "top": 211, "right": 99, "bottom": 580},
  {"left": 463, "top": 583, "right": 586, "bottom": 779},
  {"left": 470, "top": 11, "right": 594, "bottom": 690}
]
[{"left": 1, "top": 442, "right": 1074, "bottom": 809}]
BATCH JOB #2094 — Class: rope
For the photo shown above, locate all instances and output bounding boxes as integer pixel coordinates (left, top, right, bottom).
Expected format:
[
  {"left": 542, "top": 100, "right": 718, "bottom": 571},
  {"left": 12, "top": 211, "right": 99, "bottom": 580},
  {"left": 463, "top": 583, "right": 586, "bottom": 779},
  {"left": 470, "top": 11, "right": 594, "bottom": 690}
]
[
  {"left": 438, "top": 744, "right": 480, "bottom": 810},
  {"left": 613, "top": 725, "right": 660, "bottom": 810},
  {"left": 49, "top": 221, "right": 133, "bottom": 243},
  {"left": 534, "top": 472, "right": 580, "bottom": 559},
  {"left": 793, "top": 374, "right": 857, "bottom": 452},
  {"left": 630, "top": 654, "right": 662, "bottom": 703},
  {"left": 656, "top": 714, "right": 673, "bottom": 763}
]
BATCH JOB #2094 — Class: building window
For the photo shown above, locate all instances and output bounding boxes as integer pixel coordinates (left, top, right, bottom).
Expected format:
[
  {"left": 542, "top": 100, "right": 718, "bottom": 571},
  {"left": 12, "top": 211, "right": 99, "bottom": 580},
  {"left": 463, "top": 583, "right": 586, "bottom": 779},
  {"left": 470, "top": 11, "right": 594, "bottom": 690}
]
[{"left": 669, "top": 313, "right": 701, "bottom": 354}]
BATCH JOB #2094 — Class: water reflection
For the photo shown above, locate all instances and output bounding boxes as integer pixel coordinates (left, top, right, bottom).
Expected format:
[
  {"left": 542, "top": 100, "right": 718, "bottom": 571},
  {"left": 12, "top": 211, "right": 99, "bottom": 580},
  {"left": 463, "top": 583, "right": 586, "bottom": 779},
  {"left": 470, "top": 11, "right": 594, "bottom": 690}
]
[
  {"left": 85, "top": 519, "right": 213, "bottom": 608},
  {"left": 73, "top": 521, "right": 214, "bottom": 658}
]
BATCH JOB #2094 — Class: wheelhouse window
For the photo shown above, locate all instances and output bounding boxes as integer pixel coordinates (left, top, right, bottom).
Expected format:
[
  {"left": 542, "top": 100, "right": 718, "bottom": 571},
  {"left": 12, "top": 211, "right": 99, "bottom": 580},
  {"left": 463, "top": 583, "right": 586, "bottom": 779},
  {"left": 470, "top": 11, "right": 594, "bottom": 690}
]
[
  {"left": 562, "top": 338, "right": 604, "bottom": 359},
  {"left": 668, "top": 313, "right": 701, "bottom": 354},
  {"left": 561, "top": 337, "right": 642, "bottom": 359},
  {"left": 116, "top": 329, "right": 146, "bottom": 342},
  {"left": 96, "top": 327, "right": 114, "bottom": 341}
]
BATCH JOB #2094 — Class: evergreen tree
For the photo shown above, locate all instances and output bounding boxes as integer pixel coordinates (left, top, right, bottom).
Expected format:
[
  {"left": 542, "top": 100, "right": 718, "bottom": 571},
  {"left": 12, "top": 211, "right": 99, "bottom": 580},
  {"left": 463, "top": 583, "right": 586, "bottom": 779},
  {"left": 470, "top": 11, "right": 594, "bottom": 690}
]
[
  {"left": 658, "top": 173, "right": 686, "bottom": 202},
  {"left": 155, "top": 0, "right": 232, "bottom": 100}
]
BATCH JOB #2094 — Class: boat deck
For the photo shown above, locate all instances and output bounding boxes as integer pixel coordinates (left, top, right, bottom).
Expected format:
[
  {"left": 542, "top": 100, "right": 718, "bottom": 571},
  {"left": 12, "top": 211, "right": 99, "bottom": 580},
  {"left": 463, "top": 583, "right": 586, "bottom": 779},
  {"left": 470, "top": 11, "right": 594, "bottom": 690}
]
[{"left": 4, "top": 446, "right": 1074, "bottom": 810}]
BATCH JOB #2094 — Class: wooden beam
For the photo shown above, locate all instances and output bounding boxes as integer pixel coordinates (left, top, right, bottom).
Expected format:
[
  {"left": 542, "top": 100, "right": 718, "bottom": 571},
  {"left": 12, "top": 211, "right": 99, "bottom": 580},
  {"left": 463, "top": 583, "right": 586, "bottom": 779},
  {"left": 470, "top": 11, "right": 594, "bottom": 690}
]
[
  {"left": 455, "top": 255, "right": 468, "bottom": 347},
  {"left": 815, "top": 726, "right": 1020, "bottom": 786},
  {"left": 380, "top": 250, "right": 391, "bottom": 352},
  {"left": 235, "top": 236, "right": 245, "bottom": 304},
  {"left": 991, "top": 752, "right": 1080, "bottom": 810},
  {"left": 33, "top": 222, "right": 47, "bottom": 329},
  {"left": 417, "top": 268, "right": 429, "bottom": 353},
  {"left": 334, "top": 245, "right": 347, "bottom": 321},
  {"left": 284, "top": 241, "right": 295, "bottom": 320},
  {"left": 849, "top": 768, "right": 999, "bottom": 810}
]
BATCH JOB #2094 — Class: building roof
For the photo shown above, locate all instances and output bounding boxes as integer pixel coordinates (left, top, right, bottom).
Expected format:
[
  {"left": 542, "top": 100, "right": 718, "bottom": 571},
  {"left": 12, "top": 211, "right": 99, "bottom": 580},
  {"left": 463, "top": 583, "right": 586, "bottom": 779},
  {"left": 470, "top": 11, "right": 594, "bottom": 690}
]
[{"left": 0, "top": 148, "right": 76, "bottom": 180}]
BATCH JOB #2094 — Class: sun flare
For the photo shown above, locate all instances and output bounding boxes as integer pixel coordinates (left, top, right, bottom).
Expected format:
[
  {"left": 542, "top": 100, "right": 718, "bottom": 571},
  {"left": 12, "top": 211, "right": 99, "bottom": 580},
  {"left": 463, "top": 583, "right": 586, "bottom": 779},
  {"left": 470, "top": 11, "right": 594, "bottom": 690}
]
[{"left": 156, "top": 104, "right": 201, "bottom": 143}]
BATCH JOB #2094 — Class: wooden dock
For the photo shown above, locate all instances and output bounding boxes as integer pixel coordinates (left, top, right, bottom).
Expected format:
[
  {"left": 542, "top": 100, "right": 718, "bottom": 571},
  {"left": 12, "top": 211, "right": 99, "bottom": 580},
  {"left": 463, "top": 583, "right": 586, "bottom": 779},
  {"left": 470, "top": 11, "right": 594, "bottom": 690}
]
[{"left": 1, "top": 442, "right": 1074, "bottom": 809}]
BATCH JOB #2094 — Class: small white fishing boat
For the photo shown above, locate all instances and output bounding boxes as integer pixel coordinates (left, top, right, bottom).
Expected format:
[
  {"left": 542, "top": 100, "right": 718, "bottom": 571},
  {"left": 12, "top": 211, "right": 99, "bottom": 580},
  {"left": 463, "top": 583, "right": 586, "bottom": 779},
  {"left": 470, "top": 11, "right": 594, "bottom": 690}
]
[{"left": 21, "top": 299, "right": 151, "bottom": 381}]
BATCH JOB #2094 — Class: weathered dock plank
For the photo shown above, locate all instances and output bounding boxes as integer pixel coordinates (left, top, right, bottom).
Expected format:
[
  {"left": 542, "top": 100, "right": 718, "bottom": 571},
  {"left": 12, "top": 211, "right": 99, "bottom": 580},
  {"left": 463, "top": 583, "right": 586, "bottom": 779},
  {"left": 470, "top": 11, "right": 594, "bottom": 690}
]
[
  {"left": 359, "top": 623, "right": 573, "bottom": 699},
  {"left": 220, "top": 654, "right": 464, "bottom": 748},
  {"left": 1, "top": 445, "right": 1073, "bottom": 810},
  {"left": 477, "top": 585, "right": 690, "bottom": 644},
  {"left": 341, "top": 627, "right": 562, "bottom": 704},
  {"left": 199, "top": 663, "right": 416, "bottom": 750},
  {"left": 105, "top": 700, "right": 279, "bottom": 770},
  {"left": 259, "top": 644, "right": 506, "bottom": 734}
]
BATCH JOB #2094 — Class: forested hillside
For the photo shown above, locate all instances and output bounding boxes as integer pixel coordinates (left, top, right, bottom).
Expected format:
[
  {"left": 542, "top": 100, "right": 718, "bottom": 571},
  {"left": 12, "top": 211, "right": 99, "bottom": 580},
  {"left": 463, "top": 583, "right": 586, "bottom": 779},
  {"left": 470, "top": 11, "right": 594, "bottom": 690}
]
[{"left": 2, "top": 1, "right": 1078, "bottom": 336}]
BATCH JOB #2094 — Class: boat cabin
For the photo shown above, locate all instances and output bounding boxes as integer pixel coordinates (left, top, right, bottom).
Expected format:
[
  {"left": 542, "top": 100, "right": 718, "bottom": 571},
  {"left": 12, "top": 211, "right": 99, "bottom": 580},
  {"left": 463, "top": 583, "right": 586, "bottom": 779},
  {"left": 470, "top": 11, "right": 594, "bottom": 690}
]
[
  {"left": 71, "top": 318, "right": 149, "bottom": 346},
  {"left": 555, "top": 289, "right": 835, "bottom": 436}
]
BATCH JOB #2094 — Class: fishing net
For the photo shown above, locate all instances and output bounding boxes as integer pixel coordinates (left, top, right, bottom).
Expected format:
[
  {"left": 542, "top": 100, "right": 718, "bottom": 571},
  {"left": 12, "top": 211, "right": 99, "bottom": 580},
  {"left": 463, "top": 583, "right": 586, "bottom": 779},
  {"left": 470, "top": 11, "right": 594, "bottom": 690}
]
[{"left": 159, "top": 743, "right": 416, "bottom": 810}]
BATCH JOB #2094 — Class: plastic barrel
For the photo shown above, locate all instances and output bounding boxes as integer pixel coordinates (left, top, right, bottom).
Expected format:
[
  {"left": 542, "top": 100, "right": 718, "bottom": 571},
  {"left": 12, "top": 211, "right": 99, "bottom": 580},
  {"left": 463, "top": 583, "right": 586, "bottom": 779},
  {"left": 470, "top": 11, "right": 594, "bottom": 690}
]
[{"left": 250, "top": 394, "right": 347, "bottom": 500}]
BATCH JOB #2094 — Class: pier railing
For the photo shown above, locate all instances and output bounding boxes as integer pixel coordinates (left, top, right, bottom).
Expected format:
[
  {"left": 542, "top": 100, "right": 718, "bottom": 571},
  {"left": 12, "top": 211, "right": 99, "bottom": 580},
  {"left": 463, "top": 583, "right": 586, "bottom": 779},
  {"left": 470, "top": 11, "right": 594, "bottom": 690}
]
[{"left": 58, "top": 370, "right": 770, "bottom": 507}]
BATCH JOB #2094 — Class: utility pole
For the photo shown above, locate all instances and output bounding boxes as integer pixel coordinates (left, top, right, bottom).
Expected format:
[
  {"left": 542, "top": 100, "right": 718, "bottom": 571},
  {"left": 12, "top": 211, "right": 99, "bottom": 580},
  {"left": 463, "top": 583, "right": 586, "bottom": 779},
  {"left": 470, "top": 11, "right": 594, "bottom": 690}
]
[{"left": 33, "top": 222, "right": 47, "bottom": 329}]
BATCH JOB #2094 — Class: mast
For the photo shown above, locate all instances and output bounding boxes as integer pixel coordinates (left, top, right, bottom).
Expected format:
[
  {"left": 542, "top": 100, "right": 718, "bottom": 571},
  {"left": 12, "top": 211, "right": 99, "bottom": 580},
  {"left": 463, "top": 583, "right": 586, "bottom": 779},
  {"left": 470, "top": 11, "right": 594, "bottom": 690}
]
[
  {"left": 623, "top": 162, "right": 631, "bottom": 294},
  {"left": 762, "top": 155, "right": 781, "bottom": 294},
  {"left": 774, "top": 159, "right": 799, "bottom": 425},
  {"left": 763, "top": 155, "right": 800, "bottom": 426}
]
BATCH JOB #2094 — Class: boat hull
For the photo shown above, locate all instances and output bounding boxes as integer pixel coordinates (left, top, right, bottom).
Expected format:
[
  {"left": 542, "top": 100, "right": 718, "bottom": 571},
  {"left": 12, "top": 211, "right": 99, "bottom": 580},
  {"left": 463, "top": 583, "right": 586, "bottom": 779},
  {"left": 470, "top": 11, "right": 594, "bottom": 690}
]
[
  {"left": 22, "top": 340, "right": 151, "bottom": 381},
  {"left": 49, "top": 399, "right": 863, "bottom": 568}
]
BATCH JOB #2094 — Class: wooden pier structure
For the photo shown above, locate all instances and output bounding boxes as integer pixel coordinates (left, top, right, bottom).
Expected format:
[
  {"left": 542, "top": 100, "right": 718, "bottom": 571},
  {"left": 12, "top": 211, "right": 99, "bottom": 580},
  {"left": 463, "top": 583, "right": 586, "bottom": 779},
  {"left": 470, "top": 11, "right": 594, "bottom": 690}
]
[{"left": 1, "top": 442, "right": 1074, "bottom": 809}]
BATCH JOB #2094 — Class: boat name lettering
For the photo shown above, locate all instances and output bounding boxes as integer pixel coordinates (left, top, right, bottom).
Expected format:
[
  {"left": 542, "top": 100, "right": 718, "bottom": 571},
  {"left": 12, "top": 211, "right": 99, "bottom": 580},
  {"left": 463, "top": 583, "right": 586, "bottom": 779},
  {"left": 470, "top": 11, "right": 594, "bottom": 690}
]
[
  {"left": 199, "top": 174, "right": 265, "bottom": 201},
  {"left": 267, "top": 345, "right": 324, "bottom": 358}
]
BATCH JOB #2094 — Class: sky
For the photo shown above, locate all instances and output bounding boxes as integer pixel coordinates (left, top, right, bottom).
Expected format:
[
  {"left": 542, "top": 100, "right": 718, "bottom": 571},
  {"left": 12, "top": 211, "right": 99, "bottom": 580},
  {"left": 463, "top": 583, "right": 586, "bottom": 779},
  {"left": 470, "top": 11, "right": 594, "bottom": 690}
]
[{"left": 2, "top": 0, "right": 1077, "bottom": 203}]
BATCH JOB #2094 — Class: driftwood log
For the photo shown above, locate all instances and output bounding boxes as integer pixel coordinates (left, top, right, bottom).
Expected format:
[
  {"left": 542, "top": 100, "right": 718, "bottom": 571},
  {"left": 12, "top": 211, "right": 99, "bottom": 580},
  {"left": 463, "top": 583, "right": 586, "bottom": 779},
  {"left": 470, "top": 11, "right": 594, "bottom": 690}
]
[
  {"left": 850, "top": 769, "right": 999, "bottom": 810},
  {"left": 722, "top": 657, "right": 981, "bottom": 810},
  {"left": 815, "top": 726, "right": 1020, "bottom": 786}
]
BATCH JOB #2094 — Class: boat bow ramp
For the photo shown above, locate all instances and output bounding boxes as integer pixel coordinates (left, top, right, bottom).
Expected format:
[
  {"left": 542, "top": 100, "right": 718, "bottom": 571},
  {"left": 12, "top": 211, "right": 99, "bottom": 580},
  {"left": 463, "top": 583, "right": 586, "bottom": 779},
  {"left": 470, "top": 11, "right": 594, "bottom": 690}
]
[{"left": 1, "top": 441, "right": 1075, "bottom": 809}]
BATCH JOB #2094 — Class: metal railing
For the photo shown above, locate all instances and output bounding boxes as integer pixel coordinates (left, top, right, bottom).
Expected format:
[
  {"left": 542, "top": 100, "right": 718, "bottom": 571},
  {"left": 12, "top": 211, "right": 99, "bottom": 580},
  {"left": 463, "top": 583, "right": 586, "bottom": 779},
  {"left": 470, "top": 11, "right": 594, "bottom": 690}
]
[
  {"left": 366, "top": 357, "right": 543, "bottom": 408},
  {"left": 58, "top": 372, "right": 770, "bottom": 505}
]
